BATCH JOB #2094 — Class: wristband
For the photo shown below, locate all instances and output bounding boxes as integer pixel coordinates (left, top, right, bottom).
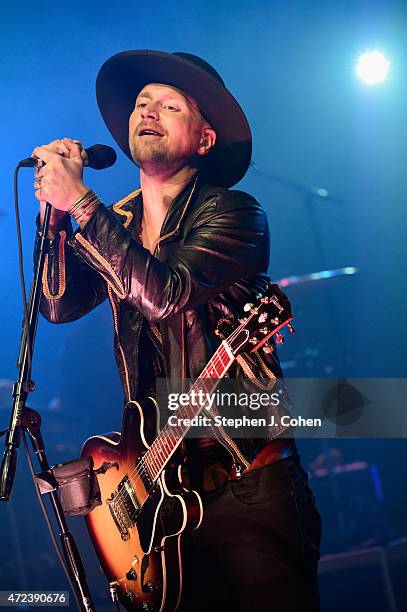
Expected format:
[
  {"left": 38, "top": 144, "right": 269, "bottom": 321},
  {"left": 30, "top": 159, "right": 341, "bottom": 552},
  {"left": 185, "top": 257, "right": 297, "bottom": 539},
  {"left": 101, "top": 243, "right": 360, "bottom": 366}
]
[{"left": 69, "top": 190, "right": 100, "bottom": 223}]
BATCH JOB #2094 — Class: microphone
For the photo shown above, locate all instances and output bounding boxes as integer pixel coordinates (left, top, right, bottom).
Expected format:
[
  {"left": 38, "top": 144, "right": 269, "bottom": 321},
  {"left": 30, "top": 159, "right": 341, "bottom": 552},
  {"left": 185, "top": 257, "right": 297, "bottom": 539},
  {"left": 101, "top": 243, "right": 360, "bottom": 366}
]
[
  {"left": 18, "top": 144, "right": 117, "bottom": 170},
  {"left": 85, "top": 144, "right": 117, "bottom": 169}
]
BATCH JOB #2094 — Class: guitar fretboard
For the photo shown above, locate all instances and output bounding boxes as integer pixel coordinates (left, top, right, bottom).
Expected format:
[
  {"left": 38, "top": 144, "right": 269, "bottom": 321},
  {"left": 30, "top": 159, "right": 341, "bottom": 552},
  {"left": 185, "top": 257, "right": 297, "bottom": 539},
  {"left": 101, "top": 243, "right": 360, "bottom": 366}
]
[{"left": 142, "top": 340, "right": 234, "bottom": 482}]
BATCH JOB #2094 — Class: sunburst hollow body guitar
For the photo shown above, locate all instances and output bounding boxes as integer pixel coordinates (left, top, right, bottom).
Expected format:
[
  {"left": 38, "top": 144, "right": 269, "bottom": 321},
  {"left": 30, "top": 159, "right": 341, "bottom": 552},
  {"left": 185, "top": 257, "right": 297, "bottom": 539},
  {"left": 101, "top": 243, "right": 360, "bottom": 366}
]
[{"left": 81, "top": 285, "right": 293, "bottom": 611}]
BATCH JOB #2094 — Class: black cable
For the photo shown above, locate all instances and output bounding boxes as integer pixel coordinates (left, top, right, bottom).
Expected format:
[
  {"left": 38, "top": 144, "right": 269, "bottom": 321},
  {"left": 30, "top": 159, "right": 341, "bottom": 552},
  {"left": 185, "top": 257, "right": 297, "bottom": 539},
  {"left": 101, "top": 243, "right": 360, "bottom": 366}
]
[
  {"left": 14, "top": 165, "right": 32, "bottom": 378},
  {"left": 22, "top": 431, "right": 83, "bottom": 611}
]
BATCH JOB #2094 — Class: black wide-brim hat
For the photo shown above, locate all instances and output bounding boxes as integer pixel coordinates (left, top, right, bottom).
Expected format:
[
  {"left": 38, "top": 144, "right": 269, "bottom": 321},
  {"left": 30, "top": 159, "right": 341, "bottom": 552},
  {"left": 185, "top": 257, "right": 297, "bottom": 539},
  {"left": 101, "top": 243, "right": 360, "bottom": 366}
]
[{"left": 96, "top": 50, "right": 252, "bottom": 188}]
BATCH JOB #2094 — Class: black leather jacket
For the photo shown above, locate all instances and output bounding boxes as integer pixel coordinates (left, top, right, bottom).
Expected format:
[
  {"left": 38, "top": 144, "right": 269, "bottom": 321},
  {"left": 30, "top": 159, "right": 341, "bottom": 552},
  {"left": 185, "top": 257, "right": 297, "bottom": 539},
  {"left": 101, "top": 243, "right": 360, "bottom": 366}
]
[{"left": 37, "top": 174, "right": 292, "bottom": 465}]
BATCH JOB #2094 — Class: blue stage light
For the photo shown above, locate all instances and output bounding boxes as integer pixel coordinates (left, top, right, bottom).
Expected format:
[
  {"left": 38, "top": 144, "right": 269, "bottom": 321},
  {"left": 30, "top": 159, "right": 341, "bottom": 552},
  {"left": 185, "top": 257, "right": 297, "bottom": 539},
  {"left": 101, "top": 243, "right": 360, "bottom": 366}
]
[{"left": 356, "top": 50, "right": 390, "bottom": 85}]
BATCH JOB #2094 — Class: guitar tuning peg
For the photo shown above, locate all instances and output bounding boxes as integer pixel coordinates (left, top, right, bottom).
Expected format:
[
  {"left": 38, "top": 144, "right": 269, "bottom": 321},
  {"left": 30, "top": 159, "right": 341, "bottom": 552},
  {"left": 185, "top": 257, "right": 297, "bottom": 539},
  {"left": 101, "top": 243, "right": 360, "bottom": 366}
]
[
  {"left": 243, "top": 302, "right": 254, "bottom": 312},
  {"left": 262, "top": 343, "right": 274, "bottom": 354},
  {"left": 287, "top": 323, "right": 295, "bottom": 335},
  {"left": 275, "top": 332, "right": 284, "bottom": 344}
]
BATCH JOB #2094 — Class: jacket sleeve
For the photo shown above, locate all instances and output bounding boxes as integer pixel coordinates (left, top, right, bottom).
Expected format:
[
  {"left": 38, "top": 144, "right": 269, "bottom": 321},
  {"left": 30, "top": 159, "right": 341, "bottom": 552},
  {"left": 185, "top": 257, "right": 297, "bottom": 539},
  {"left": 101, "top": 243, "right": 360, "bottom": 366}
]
[
  {"left": 71, "top": 190, "right": 270, "bottom": 322},
  {"left": 35, "top": 217, "right": 107, "bottom": 324}
]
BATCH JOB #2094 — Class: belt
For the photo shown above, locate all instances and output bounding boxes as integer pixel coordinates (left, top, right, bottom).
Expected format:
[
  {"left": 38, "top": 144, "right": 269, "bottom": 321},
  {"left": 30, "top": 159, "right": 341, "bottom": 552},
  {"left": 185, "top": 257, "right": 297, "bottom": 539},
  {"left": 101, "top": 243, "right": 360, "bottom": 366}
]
[{"left": 200, "top": 438, "right": 296, "bottom": 493}]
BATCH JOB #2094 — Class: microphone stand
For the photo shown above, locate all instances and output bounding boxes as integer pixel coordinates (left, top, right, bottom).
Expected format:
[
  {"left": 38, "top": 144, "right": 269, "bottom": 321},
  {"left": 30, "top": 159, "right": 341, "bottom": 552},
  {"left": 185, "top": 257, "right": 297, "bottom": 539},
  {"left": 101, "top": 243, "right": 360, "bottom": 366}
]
[{"left": 0, "top": 203, "right": 95, "bottom": 611}]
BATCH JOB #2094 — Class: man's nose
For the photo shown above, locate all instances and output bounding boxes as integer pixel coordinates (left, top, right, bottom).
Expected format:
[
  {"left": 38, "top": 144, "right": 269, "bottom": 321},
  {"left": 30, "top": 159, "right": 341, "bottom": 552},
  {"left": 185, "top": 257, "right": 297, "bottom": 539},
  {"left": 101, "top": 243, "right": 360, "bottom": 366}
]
[{"left": 141, "top": 103, "right": 159, "bottom": 120}]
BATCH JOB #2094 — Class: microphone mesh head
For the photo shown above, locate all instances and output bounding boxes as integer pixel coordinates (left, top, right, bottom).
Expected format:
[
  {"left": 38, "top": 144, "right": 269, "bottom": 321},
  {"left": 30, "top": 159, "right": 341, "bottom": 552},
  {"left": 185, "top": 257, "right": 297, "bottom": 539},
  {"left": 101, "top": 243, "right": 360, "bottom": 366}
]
[{"left": 86, "top": 144, "right": 117, "bottom": 169}]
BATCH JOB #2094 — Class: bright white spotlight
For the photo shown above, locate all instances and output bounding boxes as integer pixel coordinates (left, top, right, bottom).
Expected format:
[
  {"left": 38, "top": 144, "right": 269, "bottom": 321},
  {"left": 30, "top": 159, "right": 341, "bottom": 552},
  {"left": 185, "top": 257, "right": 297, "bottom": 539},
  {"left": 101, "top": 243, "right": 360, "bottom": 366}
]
[{"left": 356, "top": 50, "right": 390, "bottom": 85}]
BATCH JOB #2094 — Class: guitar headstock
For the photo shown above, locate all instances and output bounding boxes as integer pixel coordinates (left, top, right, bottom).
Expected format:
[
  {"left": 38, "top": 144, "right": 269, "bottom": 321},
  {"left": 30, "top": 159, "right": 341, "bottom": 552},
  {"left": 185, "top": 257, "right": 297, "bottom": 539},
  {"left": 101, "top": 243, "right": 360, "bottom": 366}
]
[{"left": 227, "top": 284, "right": 294, "bottom": 356}]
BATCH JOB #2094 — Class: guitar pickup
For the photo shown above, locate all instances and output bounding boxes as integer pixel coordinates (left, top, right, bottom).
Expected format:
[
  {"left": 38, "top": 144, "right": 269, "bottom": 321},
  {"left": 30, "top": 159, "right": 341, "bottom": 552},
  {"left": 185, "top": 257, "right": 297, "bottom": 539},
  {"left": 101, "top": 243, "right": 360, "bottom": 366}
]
[{"left": 107, "top": 475, "right": 140, "bottom": 540}]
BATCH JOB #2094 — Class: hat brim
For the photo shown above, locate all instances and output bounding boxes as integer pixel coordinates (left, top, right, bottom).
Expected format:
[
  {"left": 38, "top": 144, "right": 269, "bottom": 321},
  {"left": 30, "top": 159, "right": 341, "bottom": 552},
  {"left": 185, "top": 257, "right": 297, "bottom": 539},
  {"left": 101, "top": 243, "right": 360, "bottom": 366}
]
[{"left": 96, "top": 50, "right": 252, "bottom": 187}]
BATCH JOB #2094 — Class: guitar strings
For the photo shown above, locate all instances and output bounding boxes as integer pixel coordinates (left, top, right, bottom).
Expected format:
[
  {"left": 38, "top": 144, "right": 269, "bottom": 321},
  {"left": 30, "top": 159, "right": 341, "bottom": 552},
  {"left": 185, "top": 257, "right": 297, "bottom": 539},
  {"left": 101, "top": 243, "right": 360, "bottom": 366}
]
[
  {"left": 110, "top": 309, "right": 259, "bottom": 509},
  {"left": 142, "top": 346, "right": 232, "bottom": 479},
  {"left": 111, "top": 342, "right": 234, "bottom": 508}
]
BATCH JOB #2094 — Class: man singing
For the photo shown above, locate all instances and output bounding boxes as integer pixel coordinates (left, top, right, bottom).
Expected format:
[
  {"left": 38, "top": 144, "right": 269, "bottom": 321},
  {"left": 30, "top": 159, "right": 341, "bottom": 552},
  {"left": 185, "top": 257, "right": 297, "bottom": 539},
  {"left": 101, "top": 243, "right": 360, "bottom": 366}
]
[{"left": 33, "top": 50, "right": 321, "bottom": 611}]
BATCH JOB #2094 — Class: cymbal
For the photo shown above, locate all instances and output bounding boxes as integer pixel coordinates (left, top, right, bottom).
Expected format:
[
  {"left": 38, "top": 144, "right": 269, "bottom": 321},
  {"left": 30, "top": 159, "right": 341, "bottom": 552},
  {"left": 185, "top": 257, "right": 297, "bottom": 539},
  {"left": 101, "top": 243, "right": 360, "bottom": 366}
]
[{"left": 275, "top": 266, "right": 358, "bottom": 289}]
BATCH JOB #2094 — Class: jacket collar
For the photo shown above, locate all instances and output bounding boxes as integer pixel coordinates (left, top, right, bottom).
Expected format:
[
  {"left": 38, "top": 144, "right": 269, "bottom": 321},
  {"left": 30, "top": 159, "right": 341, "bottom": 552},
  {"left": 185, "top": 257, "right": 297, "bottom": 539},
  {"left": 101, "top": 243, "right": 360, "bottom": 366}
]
[
  {"left": 114, "top": 173, "right": 201, "bottom": 245},
  {"left": 157, "top": 174, "right": 200, "bottom": 245}
]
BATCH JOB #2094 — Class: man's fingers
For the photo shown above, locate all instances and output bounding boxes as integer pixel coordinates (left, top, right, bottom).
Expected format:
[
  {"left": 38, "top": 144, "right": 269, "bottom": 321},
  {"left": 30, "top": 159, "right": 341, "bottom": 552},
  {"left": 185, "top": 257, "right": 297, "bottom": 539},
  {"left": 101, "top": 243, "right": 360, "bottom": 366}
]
[
  {"left": 32, "top": 145, "right": 63, "bottom": 164},
  {"left": 62, "top": 138, "right": 88, "bottom": 164},
  {"left": 34, "top": 167, "right": 46, "bottom": 178},
  {"left": 34, "top": 188, "right": 43, "bottom": 203},
  {"left": 62, "top": 138, "right": 84, "bottom": 160},
  {"left": 80, "top": 148, "right": 89, "bottom": 165},
  {"left": 31, "top": 137, "right": 87, "bottom": 211},
  {"left": 45, "top": 142, "right": 71, "bottom": 156},
  {"left": 31, "top": 138, "right": 85, "bottom": 162},
  {"left": 63, "top": 137, "right": 82, "bottom": 147},
  {"left": 31, "top": 141, "right": 69, "bottom": 158}
]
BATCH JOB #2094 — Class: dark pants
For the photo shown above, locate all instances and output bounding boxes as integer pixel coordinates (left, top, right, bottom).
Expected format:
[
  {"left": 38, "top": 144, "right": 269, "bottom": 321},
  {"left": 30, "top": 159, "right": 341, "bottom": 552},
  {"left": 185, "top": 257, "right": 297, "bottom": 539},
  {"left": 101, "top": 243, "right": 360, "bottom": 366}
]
[{"left": 179, "top": 456, "right": 321, "bottom": 612}]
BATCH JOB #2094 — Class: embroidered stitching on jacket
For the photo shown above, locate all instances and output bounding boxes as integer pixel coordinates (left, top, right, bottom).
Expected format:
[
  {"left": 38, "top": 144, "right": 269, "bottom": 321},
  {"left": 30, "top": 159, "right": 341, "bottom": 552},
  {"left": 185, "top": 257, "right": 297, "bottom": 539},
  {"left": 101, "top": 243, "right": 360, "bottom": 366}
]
[
  {"left": 107, "top": 285, "right": 132, "bottom": 401},
  {"left": 75, "top": 233, "right": 126, "bottom": 299},
  {"left": 236, "top": 353, "right": 276, "bottom": 391},
  {"left": 113, "top": 188, "right": 141, "bottom": 228},
  {"left": 157, "top": 176, "right": 198, "bottom": 246},
  {"left": 149, "top": 323, "right": 162, "bottom": 344},
  {"left": 254, "top": 350, "right": 277, "bottom": 383},
  {"left": 42, "top": 230, "right": 67, "bottom": 300}
]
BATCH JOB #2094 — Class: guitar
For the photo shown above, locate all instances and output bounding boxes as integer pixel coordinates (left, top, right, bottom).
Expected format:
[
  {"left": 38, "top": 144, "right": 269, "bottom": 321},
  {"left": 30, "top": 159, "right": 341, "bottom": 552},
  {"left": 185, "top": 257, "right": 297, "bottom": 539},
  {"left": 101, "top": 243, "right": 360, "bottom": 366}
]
[{"left": 81, "top": 284, "right": 293, "bottom": 611}]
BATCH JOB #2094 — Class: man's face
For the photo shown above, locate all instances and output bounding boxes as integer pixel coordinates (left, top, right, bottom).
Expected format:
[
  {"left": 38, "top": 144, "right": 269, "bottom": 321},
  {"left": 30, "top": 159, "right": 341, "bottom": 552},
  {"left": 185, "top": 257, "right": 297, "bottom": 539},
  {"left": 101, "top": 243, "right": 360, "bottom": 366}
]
[{"left": 128, "top": 83, "right": 215, "bottom": 170}]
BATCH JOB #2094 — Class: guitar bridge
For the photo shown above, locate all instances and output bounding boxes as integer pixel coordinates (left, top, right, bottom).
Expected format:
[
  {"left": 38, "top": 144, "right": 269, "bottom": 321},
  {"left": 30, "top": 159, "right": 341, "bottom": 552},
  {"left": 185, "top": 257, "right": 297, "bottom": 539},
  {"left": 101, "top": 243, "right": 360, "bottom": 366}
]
[{"left": 107, "top": 475, "right": 140, "bottom": 541}]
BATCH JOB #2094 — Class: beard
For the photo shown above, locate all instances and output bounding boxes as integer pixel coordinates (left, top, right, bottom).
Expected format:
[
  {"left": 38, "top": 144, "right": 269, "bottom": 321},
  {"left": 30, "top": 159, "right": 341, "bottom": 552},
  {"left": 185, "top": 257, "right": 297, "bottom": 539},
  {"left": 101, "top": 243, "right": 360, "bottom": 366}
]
[
  {"left": 130, "top": 136, "right": 173, "bottom": 169},
  {"left": 130, "top": 138, "right": 200, "bottom": 175},
  {"left": 129, "top": 131, "right": 201, "bottom": 175}
]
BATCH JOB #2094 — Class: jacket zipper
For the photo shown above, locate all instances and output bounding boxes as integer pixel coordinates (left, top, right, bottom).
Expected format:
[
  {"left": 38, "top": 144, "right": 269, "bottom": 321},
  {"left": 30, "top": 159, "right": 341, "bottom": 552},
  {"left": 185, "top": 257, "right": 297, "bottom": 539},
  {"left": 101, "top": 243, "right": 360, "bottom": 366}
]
[{"left": 209, "top": 417, "right": 250, "bottom": 473}]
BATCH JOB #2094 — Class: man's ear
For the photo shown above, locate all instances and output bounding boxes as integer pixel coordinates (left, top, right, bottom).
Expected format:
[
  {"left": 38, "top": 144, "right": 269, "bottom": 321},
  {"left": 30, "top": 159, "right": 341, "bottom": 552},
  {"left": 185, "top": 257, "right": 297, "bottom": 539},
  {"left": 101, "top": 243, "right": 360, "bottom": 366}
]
[{"left": 197, "top": 127, "right": 217, "bottom": 156}]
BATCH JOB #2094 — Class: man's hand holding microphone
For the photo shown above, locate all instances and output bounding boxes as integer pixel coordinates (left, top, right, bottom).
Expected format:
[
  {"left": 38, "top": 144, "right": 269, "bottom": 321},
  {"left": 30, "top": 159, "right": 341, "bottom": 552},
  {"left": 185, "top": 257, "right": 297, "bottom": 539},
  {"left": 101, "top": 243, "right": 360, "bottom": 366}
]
[{"left": 31, "top": 138, "right": 116, "bottom": 237}]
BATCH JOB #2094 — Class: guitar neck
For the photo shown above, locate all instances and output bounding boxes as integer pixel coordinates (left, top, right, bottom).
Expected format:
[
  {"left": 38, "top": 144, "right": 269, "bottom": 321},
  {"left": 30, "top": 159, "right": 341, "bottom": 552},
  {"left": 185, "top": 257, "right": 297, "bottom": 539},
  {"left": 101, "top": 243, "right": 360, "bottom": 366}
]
[{"left": 143, "top": 340, "right": 235, "bottom": 483}]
